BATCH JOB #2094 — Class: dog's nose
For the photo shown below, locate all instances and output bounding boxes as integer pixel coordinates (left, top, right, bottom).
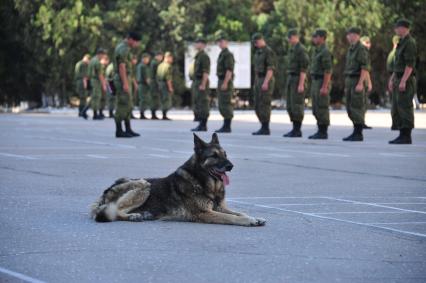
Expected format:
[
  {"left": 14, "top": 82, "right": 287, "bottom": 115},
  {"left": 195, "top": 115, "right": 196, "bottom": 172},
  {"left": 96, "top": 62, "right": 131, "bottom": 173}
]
[{"left": 225, "top": 162, "right": 233, "bottom": 171}]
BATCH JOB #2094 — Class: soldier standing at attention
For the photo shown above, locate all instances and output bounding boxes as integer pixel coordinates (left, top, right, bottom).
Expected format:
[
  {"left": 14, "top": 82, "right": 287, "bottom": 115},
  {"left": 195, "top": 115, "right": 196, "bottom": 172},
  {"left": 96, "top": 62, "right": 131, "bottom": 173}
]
[
  {"left": 308, "top": 29, "right": 332, "bottom": 140},
  {"left": 113, "top": 32, "right": 141, "bottom": 138},
  {"left": 99, "top": 55, "right": 110, "bottom": 119},
  {"left": 74, "top": 54, "right": 90, "bottom": 119},
  {"left": 360, "top": 36, "right": 373, "bottom": 130},
  {"left": 150, "top": 51, "right": 163, "bottom": 120},
  {"left": 251, "top": 33, "right": 276, "bottom": 135},
  {"left": 105, "top": 62, "right": 116, "bottom": 118},
  {"left": 191, "top": 38, "right": 211, "bottom": 132},
  {"left": 215, "top": 32, "right": 235, "bottom": 133},
  {"left": 136, "top": 53, "right": 152, "bottom": 119},
  {"left": 386, "top": 36, "right": 400, "bottom": 131},
  {"left": 88, "top": 48, "right": 108, "bottom": 120},
  {"left": 130, "top": 55, "right": 138, "bottom": 119},
  {"left": 342, "top": 27, "right": 369, "bottom": 142},
  {"left": 388, "top": 19, "right": 417, "bottom": 144},
  {"left": 156, "top": 52, "right": 174, "bottom": 120},
  {"left": 283, "top": 29, "right": 309, "bottom": 138}
]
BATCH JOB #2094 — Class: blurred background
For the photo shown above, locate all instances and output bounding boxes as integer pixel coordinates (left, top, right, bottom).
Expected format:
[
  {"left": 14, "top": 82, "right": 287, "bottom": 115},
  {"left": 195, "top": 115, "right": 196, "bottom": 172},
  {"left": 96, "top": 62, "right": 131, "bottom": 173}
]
[{"left": 0, "top": 0, "right": 425, "bottom": 110}]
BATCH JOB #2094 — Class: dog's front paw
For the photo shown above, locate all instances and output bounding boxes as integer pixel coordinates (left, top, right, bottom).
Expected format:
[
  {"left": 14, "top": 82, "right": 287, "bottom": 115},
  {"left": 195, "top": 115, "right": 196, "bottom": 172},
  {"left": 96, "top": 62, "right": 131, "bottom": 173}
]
[
  {"left": 248, "top": 217, "right": 266, "bottom": 227},
  {"left": 128, "top": 213, "right": 144, "bottom": 222}
]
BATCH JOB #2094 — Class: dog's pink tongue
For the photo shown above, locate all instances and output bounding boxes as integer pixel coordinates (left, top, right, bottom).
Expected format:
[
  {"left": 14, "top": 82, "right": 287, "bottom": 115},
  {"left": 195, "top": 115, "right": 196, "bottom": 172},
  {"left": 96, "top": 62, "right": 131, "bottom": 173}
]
[{"left": 221, "top": 173, "right": 230, "bottom": 186}]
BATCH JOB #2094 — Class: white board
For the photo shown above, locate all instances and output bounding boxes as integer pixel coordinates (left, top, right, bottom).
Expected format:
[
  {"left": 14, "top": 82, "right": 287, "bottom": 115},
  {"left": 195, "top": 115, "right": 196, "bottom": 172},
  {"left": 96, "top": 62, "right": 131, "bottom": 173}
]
[{"left": 185, "top": 42, "right": 251, "bottom": 89}]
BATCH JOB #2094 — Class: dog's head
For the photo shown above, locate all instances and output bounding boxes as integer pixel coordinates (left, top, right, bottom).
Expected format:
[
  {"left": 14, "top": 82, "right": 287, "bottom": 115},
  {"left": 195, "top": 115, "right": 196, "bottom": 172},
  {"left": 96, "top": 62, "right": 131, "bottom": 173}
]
[{"left": 193, "top": 133, "right": 233, "bottom": 184}]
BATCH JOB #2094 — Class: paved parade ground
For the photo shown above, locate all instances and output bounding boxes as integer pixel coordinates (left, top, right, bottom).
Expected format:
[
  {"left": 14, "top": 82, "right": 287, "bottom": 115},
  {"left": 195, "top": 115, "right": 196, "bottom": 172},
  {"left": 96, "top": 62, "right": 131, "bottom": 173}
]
[{"left": 0, "top": 109, "right": 425, "bottom": 283}]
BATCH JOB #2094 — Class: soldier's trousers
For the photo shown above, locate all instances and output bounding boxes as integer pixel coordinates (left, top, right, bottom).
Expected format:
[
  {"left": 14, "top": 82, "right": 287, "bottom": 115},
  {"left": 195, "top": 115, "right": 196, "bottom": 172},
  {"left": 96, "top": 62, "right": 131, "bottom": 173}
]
[
  {"left": 392, "top": 76, "right": 416, "bottom": 129},
  {"left": 192, "top": 79, "right": 210, "bottom": 120},
  {"left": 344, "top": 77, "right": 365, "bottom": 125},
  {"left": 310, "top": 78, "right": 330, "bottom": 126},
  {"left": 286, "top": 75, "right": 304, "bottom": 122},
  {"left": 75, "top": 80, "right": 88, "bottom": 110},
  {"left": 150, "top": 83, "right": 161, "bottom": 111},
  {"left": 114, "top": 78, "right": 133, "bottom": 123},
  {"left": 138, "top": 83, "right": 151, "bottom": 111},
  {"left": 253, "top": 77, "right": 274, "bottom": 123},
  {"left": 90, "top": 79, "right": 102, "bottom": 111},
  {"left": 158, "top": 81, "right": 172, "bottom": 111},
  {"left": 107, "top": 92, "right": 116, "bottom": 111},
  {"left": 217, "top": 79, "right": 234, "bottom": 119}
]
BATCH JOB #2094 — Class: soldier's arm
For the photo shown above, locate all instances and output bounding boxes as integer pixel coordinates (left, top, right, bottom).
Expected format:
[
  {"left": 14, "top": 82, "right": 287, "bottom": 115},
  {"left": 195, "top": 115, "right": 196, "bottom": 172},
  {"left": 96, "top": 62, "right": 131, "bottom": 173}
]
[
  {"left": 399, "top": 67, "right": 413, "bottom": 92},
  {"left": 356, "top": 48, "right": 369, "bottom": 92},
  {"left": 119, "top": 63, "right": 129, "bottom": 93},
  {"left": 320, "top": 73, "right": 332, "bottom": 96},
  {"left": 99, "top": 72, "right": 107, "bottom": 93},
  {"left": 399, "top": 40, "right": 416, "bottom": 91},
  {"left": 222, "top": 54, "right": 234, "bottom": 89},
  {"left": 298, "top": 48, "right": 309, "bottom": 93},
  {"left": 262, "top": 49, "right": 275, "bottom": 90},
  {"left": 388, "top": 73, "right": 395, "bottom": 92},
  {"left": 200, "top": 55, "right": 210, "bottom": 90},
  {"left": 320, "top": 51, "right": 332, "bottom": 95},
  {"left": 166, "top": 66, "right": 174, "bottom": 93},
  {"left": 222, "top": 70, "right": 233, "bottom": 90}
]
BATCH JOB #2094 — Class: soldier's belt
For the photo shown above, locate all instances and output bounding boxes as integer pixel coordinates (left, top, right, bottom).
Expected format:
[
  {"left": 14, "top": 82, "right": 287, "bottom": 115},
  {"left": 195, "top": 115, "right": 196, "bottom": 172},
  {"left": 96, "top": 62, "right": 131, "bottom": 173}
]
[
  {"left": 395, "top": 72, "right": 404, "bottom": 79},
  {"left": 255, "top": 72, "right": 266, "bottom": 78},
  {"left": 218, "top": 75, "right": 226, "bottom": 80},
  {"left": 345, "top": 74, "right": 360, "bottom": 78},
  {"left": 287, "top": 72, "right": 299, "bottom": 77},
  {"left": 311, "top": 74, "right": 324, "bottom": 80}
]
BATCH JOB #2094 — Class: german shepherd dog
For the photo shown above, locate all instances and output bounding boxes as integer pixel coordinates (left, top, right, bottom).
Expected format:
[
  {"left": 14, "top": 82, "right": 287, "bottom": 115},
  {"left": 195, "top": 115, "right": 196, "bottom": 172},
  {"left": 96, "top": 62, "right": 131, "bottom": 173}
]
[{"left": 90, "top": 133, "right": 266, "bottom": 227}]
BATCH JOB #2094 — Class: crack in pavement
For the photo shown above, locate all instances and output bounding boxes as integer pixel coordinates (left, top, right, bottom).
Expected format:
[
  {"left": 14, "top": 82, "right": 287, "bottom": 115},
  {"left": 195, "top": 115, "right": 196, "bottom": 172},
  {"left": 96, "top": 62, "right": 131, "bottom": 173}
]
[{"left": 0, "top": 166, "right": 62, "bottom": 177}]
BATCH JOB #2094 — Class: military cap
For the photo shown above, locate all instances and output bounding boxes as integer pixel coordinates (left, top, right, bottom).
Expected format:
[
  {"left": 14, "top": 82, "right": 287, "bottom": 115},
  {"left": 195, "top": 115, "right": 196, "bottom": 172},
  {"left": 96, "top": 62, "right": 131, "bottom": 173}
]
[
  {"left": 394, "top": 18, "right": 411, "bottom": 28},
  {"left": 195, "top": 37, "right": 207, "bottom": 44},
  {"left": 164, "top": 51, "right": 173, "bottom": 57},
  {"left": 142, "top": 53, "right": 151, "bottom": 58},
  {"left": 128, "top": 31, "right": 142, "bottom": 41},
  {"left": 287, "top": 28, "right": 299, "bottom": 38},
  {"left": 96, "top": 48, "right": 107, "bottom": 54},
  {"left": 251, "top": 33, "right": 264, "bottom": 42},
  {"left": 313, "top": 29, "right": 327, "bottom": 38},
  {"left": 215, "top": 31, "right": 229, "bottom": 41},
  {"left": 346, "top": 27, "right": 361, "bottom": 35}
]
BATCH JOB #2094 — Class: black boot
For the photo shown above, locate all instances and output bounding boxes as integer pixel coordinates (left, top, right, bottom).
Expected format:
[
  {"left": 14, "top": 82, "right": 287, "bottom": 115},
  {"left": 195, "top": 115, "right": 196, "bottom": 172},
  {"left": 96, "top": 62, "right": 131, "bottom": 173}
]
[
  {"left": 343, "top": 124, "right": 363, "bottom": 141},
  {"left": 151, "top": 110, "right": 159, "bottom": 120},
  {"left": 389, "top": 128, "right": 412, "bottom": 144},
  {"left": 99, "top": 110, "right": 105, "bottom": 119},
  {"left": 391, "top": 124, "right": 398, "bottom": 131},
  {"left": 109, "top": 110, "right": 114, "bottom": 118},
  {"left": 93, "top": 110, "right": 99, "bottom": 120},
  {"left": 284, "top": 121, "right": 302, "bottom": 138},
  {"left": 162, "top": 110, "right": 171, "bottom": 120},
  {"left": 363, "top": 123, "right": 372, "bottom": 129},
  {"left": 309, "top": 125, "right": 328, "bottom": 140},
  {"left": 124, "top": 119, "right": 140, "bottom": 137},
  {"left": 252, "top": 122, "right": 270, "bottom": 135},
  {"left": 78, "top": 105, "right": 84, "bottom": 117},
  {"left": 140, "top": 111, "right": 147, "bottom": 120},
  {"left": 193, "top": 114, "right": 200, "bottom": 122},
  {"left": 80, "top": 105, "right": 89, "bottom": 120},
  {"left": 215, "top": 119, "right": 232, "bottom": 133},
  {"left": 191, "top": 119, "right": 207, "bottom": 132},
  {"left": 115, "top": 120, "right": 132, "bottom": 138}
]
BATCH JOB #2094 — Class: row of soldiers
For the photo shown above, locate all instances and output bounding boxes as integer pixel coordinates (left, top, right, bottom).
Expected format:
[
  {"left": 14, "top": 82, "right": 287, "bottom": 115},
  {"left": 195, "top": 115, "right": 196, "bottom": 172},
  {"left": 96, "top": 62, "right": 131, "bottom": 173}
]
[{"left": 74, "top": 18, "right": 416, "bottom": 144}]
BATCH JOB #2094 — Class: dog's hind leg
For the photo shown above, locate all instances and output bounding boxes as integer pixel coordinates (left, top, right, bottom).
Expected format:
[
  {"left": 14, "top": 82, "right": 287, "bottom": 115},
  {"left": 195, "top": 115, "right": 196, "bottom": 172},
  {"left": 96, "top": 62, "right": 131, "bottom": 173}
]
[{"left": 116, "top": 186, "right": 151, "bottom": 222}]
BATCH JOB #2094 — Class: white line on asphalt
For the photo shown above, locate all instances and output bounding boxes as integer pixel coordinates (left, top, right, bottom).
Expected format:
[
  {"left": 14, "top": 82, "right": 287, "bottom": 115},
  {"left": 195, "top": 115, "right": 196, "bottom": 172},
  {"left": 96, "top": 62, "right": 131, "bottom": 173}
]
[
  {"left": 313, "top": 211, "right": 411, "bottom": 215},
  {"left": 86, "top": 154, "right": 108, "bottom": 159},
  {"left": 0, "top": 153, "right": 37, "bottom": 160},
  {"left": 365, "top": 222, "right": 426, "bottom": 225},
  {"left": 268, "top": 202, "right": 426, "bottom": 206},
  {"left": 0, "top": 266, "right": 46, "bottom": 283},
  {"left": 267, "top": 153, "right": 293, "bottom": 158},
  {"left": 324, "top": 197, "right": 426, "bottom": 215},
  {"left": 148, "top": 154, "right": 169, "bottom": 158},
  {"left": 228, "top": 199, "right": 426, "bottom": 238}
]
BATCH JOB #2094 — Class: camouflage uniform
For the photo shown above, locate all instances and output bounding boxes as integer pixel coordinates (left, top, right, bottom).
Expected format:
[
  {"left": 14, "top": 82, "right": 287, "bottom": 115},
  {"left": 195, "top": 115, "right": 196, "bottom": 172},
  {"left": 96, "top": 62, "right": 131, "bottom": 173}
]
[
  {"left": 150, "top": 58, "right": 162, "bottom": 115},
  {"left": 74, "top": 60, "right": 89, "bottom": 114},
  {"left": 105, "top": 63, "right": 116, "bottom": 117},
  {"left": 216, "top": 47, "right": 235, "bottom": 120},
  {"left": 156, "top": 60, "right": 173, "bottom": 112},
  {"left": 386, "top": 40, "right": 399, "bottom": 130},
  {"left": 192, "top": 49, "right": 211, "bottom": 120},
  {"left": 136, "top": 60, "right": 152, "bottom": 114},
  {"left": 88, "top": 56, "right": 103, "bottom": 112}
]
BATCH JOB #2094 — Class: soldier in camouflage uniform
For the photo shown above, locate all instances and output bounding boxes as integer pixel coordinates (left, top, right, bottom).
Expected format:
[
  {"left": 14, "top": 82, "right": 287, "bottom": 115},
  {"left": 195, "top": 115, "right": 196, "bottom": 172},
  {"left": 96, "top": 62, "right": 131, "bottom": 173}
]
[
  {"left": 386, "top": 36, "right": 400, "bottom": 131},
  {"left": 156, "top": 52, "right": 174, "bottom": 120},
  {"left": 308, "top": 29, "right": 333, "bottom": 140},
  {"left": 360, "top": 36, "right": 373, "bottom": 130},
  {"left": 215, "top": 32, "right": 235, "bottom": 133},
  {"left": 74, "top": 54, "right": 91, "bottom": 119},
  {"left": 130, "top": 54, "right": 138, "bottom": 119},
  {"left": 388, "top": 19, "right": 417, "bottom": 144},
  {"left": 283, "top": 29, "right": 309, "bottom": 138},
  {"left": 88, "top": 48, "right": 108, "bottom": 120},
  {"left": 99, "top": 55, "right": 110, "bottom": 119},
  {"left": 136, "top": 53, "right": 152, "bottom": 119},
  {"left": 149, "top": 51, "right": 163, "bottom": 120},
  {"left": 191, "top": 38, "right": 211, "bottom": 132},
  {"left": 105, "top": 62, "right": 116, "bottom": 118},
  {"left": 113, "top": 32, "right": 141, "bottom": 138},
  {"left": 342, "top": 27, "right": 370, "bottom": 142},
  {"left": 252, "top": 33, "right": 276, "bottom": 135}
]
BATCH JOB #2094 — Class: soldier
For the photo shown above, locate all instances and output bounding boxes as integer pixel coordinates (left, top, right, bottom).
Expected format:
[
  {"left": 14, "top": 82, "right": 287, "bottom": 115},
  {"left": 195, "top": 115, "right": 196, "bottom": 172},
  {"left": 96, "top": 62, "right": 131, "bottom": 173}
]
[
  {"left": 105, "top": 62, "right": 116, "bottom": 118},
  {"left": 130, "top": 54, "right": 138, "bottom": 119},
  {"left": 88, "top": 48, "right": 108, "bottom": 120},
  {"left": 342, "top": 27, "right": 369, "bottom": 142},
  {"left": 215, "top": 32, "right": 235, "bottom": 133},
  {"left": 156, "top": 52, "right": 174, "bottom": 120},
  {"left": 99, "top": 55, "right": 110, "bottom": 119},
  {"left": 74, "top": 54, "right": 90, "bottom": 119},
  {"left": 386, "top": 36, "right": 400, "bottom": 130},
  {"left": 283, "top": 29, "right": 309, "bottom": 138},
  {"left": 360, "top": 36, "right": 373, "bottom": 130},
  {"left": 252, "top": 33, "right": 276, "bottom": 135},
  {"left": 308, "top": 29, "right": 332, "bottom": 140},
  {"left": 113, "top": 32, "right": 141, "bottom": 138},
  {"left": 150, "top": 51, "right": 163, "bottom": 120},
  {"left": 388, "top": 19, "right": 417, "bottom": 144},
  {"left": 191, "top": 38, "right": 211, "bottom": 132},
  {"left": 136, "top": 53, "right": 152, "bottom": 119}
]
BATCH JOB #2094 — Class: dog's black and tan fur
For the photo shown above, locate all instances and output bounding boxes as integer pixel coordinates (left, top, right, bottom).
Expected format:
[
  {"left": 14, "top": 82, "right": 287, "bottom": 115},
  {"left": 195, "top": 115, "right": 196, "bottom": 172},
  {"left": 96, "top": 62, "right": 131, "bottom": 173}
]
[{"left": 90, "top": 133, "right": 266, "bottom": 226}]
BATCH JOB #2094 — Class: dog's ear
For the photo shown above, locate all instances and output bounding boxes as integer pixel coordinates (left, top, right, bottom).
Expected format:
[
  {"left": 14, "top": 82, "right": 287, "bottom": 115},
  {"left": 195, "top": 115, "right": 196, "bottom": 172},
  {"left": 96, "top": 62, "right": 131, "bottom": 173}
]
[
  {"left": 193, "top": 133, "right": 206, "bottom": 152},
  {"left": 211, "top": 133, "right": 220, "bottom": 145}
]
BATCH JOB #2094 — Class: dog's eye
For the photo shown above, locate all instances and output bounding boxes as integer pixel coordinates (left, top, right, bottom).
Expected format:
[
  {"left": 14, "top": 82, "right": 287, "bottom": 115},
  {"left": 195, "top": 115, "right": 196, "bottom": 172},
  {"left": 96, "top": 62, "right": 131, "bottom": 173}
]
[{"left": 210, "top": 152, "right": 219, "bottom": 158}]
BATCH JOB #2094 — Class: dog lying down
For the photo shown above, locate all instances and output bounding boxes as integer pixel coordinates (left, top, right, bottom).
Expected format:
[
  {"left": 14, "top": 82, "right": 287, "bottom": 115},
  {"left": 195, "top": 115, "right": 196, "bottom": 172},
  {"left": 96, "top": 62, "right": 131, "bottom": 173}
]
[{"left": 90, "top": 133, "right": 266, "bottom": 227}]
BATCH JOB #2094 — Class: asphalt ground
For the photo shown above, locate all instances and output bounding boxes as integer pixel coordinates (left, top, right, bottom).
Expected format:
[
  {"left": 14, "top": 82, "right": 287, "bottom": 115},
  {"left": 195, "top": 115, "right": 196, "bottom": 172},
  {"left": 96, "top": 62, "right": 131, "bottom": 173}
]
[{"left": 0, "top": 109, "right": 425, "bottom": 283}]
